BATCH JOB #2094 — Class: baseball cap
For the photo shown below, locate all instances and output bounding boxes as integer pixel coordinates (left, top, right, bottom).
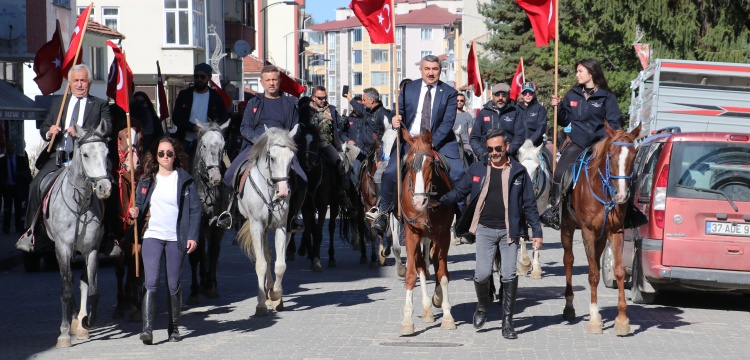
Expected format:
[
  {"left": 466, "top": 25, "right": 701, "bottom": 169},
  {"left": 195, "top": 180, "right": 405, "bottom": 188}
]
[
  {"left": 522, "top": 81, "right": 537, "bottom": 93},
  {"left": 491, "top": 83, "right": 510, "bottom": 94}
]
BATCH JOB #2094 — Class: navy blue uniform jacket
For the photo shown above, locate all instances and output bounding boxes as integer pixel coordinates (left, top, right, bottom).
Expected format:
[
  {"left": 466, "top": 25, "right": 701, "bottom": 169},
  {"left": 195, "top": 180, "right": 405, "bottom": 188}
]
[
  {"left": 439, "top": 158, "right": 543, "bottom": 239},
  {"left": 517, "top": 99, "right": 548, "bottom": 147},
  {"left": 470, "top": 101, "right": 523, "bottom": 159},
  {"left": 557, "top": 86, "right": 621, "bottom": 148},
  {"left": 398, "top": 80, "right": 460, "bottom": 159},
  {"left": 350, "top": 99, "right": 388, "bottom": 153},
  {"left": 240, "top": 94, "right": 299, "bottom": 147}
]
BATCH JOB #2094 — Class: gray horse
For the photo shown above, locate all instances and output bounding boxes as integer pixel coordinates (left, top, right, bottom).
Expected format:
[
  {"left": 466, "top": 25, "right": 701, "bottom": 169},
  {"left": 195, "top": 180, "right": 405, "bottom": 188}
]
[
  {"left": 45, "top": 120, "right": 111, "bottom": 348},
  {"left": 188, "top": 120, "right": 230, "bottom": 304}
]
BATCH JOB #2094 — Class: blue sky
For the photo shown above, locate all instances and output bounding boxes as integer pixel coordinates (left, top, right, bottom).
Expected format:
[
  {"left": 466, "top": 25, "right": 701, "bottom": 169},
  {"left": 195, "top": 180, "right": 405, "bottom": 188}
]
[{"left": 304, "top": 0, "right": 350, "bottom": 24}]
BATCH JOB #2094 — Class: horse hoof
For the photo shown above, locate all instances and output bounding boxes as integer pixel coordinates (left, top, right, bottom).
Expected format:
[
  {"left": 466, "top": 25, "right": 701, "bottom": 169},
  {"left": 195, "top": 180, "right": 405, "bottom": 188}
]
[
  {"left": 311, "top": 261, "right": 323, "bottom": 273},
  {"left": 421, "top": 309, "right": 434, "bottom": 323},
  {"left": 269, "top": 290, "right": 282, "bottom": 302},
  {"left": 328, "top": 259, "right": 337, "bottom": 268},
  {"left": 587, "top": 320, "right": 604, "bottom": 334},
  {"left": 530, "top": 267, "right": 543, "bottom": 279},
  {"left": 255, "top": 306, "right": 269, "bottom": 317},
  {"left": 378, "top": 244, "right": 386, "bottom": 263},
  {"left": 432, "top": 294, "right": 443, "bottom": 308},
  {"left": 369, "top": 261, "right": 379, "bottom": 269},
  {"left": 562, "top": 306, "right": 576, "bottom": 321},
  {"left": 272, "top": 298, "right": 284, "bottom": 312},
  {"left": 76, "top": 327, "right": 89, "bottom": 340},
  {"left": 82, "top": 315, "right": 96, "bottom": 330},
  {"left": 399, "top": 322, "right": 415, "bottom": 336},
  {"left": 397, "top": 265, "right": 406, "bottom": 278},
  {"left": 187, "top": 295, "right": 200, "bottom": 305},
  {"left": 441, "top": 317, "right": 457, "bottom": 330},
  {"left": 56, "top": 336, "right": 72, "bottom": 348},
  {"left": 69, "top": 319, "right": 78, "bottom": 334},
  {"left": 614, "top": 318, "right": 631, "bottom": 336}
]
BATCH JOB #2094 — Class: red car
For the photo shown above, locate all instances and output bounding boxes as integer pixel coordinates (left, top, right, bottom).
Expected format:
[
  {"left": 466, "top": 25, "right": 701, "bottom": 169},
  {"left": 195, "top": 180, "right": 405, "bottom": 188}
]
[{"left": 601, "top": 129, "right": 750, "bottom": 303}]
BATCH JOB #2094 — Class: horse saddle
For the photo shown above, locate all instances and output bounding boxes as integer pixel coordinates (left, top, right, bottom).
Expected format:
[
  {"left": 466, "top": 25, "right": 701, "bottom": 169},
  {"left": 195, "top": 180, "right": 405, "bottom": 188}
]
[
  {"left": 232, "top": 158, "right": 251, "bottom": 196},
  {"left": 40, "top": 168, "right": 66, "bottom": 218}
]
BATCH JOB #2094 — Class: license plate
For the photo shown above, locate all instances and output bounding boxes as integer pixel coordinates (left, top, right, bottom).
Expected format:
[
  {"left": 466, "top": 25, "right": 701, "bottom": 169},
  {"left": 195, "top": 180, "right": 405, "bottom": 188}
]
[{"left": 706, "top": 221, "right": 750, "bottom": 237}]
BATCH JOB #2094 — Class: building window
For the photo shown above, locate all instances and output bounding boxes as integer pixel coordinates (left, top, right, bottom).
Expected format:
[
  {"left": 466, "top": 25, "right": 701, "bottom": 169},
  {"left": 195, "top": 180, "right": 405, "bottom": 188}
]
[
  {"left": 372, "top": 72, "right": 388, "bottom": 86},
  {"left": 421, "top": 28, "right": 432, "bottom": 40},
  {"left": 164, "top": 0, "right": 204, "bottom": 46},
  {"left": 311, "top": 74, "right": 324, "bottom": 87},
  {"left": 396, "top": 27, "right": 402, "bottom": 45},
  {"left": 102, "top": 7, "right": 119, "bottom": 31},
  {"left": 353, "top": 72, "right": 362, "bottom": 86},
  {"left": 327, "top": 55, "right": 336, "bottom": 70},
  {"left": 328, "top": 75, "right": 336, "bottom": 90},
  {"left": 89, "top": 46, "right": 104, "bottom": 81},
  {"left": 243, "top": 1, "right": 255, "bottom": 28},
  {"left": 328, "top": 33, "right": 336, "bottom": 50},
  {"left": 353, "top": 50, "right": 362, "bottom": 64},
  {"left": 78, "top": 6, "right": 95, "bottom": 20},
  {"left": 192, "top": 0, "right": 206, "bottom": 48},
  {"left": 371, "top": 49, "right": 388, "bottom": 63},
  {"left": 353, "top": 28, "right": 362, "bottom": 42},
  {"left": 420, "top": 50, "right": 433, "bottom": 59},
  {"left": 309, "top": 32, "right": 324, "bottom": 45},
  {"left": 382, "top": 94, "right": 389, "bottom": 107},
  {"left": 53, "top": 0, "right": 71, "bottom": 8},
  {"left": 397, "top": 50, "right": 402, "bottom": 68}
]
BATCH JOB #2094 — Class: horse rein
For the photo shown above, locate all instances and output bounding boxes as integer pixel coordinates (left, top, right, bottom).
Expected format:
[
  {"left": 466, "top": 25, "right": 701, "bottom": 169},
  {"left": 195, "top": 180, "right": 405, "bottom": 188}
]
[
  {"left": 249, "top": 143, "right": 291, "bottom": 222},
  {"left": 76, "top": 133, "right": 110, "bottom": 186},
  {"left": 401, "top": 150, "right": 439, "bottom": 232}
]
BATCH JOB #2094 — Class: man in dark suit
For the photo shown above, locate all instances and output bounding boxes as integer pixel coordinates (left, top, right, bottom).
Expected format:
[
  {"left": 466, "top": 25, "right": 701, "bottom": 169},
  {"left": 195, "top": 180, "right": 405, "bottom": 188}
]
[
  {"left": 371, "top": 55, "right": 464, "bottom": 232},
  {"left": 17, "top": 63, "right": 111, "bottom": 252},
  {"left": 0, "top": 143, "right": 32, "bottom": 234}
]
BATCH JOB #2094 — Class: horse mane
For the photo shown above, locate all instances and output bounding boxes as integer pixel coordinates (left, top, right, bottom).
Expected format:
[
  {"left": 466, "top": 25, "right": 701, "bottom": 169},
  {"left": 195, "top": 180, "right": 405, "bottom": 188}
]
[
  {"left": 407, "top": 133, "right": 433, "bottom": 171},
  {"left": 247, "top": 127, "right": 298, "bottom": 167},
  {"left": 197, "top": 121, "right": 224, "bottom": 139},
  {"left": 588, "top": 128, "right": 632, "bottom": 171}
]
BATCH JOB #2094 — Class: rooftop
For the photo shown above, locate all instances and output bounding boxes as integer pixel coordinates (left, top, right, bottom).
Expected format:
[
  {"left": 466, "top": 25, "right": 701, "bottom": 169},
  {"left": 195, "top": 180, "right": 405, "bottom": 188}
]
[
  {"left": 87, "top": 19, "right": 125, "bottom": 39},
  {"left": 308, "top": 5, "right": 460, "bottom": 32}
]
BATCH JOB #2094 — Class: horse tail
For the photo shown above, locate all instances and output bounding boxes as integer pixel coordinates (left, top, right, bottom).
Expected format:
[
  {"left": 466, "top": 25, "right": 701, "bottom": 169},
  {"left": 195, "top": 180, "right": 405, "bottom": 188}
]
[{"left": 236, "top": 220, "right": 256, "bottom": 262}]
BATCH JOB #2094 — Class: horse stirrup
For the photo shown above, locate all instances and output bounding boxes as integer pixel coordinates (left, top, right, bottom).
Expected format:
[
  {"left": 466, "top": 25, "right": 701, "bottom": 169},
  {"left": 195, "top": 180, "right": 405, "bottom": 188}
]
[{"left": 217, "top": 211, "right": 233, "bottom": 229}]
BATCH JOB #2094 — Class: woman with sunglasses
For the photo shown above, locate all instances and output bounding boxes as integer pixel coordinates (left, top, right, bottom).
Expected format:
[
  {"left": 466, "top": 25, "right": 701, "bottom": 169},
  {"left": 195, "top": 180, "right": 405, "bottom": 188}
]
[
  {"left": 540, "top": 58, "right": 622, "bottom": 229},
  {"left": 129, "top": 136, "right": 201, "bottom": 344}
]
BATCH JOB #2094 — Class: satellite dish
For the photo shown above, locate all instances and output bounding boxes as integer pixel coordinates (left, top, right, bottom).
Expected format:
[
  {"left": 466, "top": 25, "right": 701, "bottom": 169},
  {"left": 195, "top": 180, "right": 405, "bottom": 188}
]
[{"left": 234, "top": 40, "right": 251, "bottom": 58}]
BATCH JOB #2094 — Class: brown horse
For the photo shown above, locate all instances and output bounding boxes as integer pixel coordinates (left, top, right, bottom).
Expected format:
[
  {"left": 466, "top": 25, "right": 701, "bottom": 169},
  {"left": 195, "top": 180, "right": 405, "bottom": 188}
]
[
  {"left": 561, "top": 122, "right": 641, "bottom": 336},
  {"left": 397, "top": 128, "right": 456, "bottom": 335}
]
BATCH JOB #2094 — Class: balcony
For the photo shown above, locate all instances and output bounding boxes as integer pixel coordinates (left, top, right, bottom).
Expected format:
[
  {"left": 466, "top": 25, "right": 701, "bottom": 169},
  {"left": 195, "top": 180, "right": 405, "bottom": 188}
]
[{"left": 225, "top": 22, "right": 256, "bottom": 52}]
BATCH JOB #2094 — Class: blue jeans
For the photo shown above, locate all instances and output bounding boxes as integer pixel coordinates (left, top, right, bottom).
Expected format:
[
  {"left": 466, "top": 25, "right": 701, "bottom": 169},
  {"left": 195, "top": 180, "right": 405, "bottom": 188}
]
[
  {"left": 142, "top": 238, "right": 185, "bottom": 295},
  {"left": 474, "top": 225, "right": 518, "bottom": 283}
]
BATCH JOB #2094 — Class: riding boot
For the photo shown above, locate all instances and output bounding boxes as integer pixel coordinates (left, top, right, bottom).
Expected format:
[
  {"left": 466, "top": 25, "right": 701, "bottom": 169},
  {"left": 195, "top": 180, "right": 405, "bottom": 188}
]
[
  {"left": 373, "top": 209, "right": 389, "bottom": 234},
  {"left": 540, "top": 181, "right": 561, "bottom": 230},
  {"left": 473, "top": 280, "right": 491, "bottom": 329},
  {"left": 501, "top": 278, "right": 519, "bottom": 339},
  {"left": 140, "top": 290, "right": 156, "bottom": 345},
  {"left": 167, "top": 287, "right": 182, "bottom": 342}
]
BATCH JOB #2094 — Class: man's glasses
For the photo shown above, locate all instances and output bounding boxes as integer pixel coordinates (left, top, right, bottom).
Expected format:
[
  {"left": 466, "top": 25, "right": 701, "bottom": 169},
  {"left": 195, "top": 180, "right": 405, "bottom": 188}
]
[
  {"left": 487, "top": 146, "right": 504, "bottom": 153},
  {"left": 194, "top": 74, "right": 207, "bottom": 79},
  {"left": 493, "top": 91, "right": 509, "bottom": 98},
  {"left": 157, "top": 150, "right": 175, "bottom": 158},
  {"left": 314, "top": 96, "right": 327, "bottom": 101},
  {"left": 457, "top": 99, "right": 465, "bottom": 103}
]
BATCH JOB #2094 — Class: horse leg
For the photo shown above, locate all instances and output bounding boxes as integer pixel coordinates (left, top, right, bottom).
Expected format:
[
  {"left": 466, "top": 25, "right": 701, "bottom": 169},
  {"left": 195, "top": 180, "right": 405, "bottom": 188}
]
[
  {"left": 561, "top": 221, "right": 576, "bottom": 321},
  {"left": 187, "top": 246, "right": 201, "bottom": 305},
  {"left": 423, "top": 239, "right": 432, "bottom": 280},
  {"left": 81, "top": 250, "right": 100, "bottom": 332},
  {"left": 418, "top": 237, "right": 434, "bottom": 323},
  {"left": 392, "top": 216, "right": 406, "bottom": 278},
  {"left": 369, "top": 225, "right": 379, "bottom": 268},
  {"left": 270, "top": 227, "right": 290, "bottom": 311},
  {"left": 128, "top": 248, "right": 143, "bottom": 322},
  {"left": 581, "top": 228, "right": 604, "bottom": 334},
  {"left": 251, "top": 225, "right": 269, "bottom": 317},
  {"left": 610, "top": 231, "right": 631, "bottom": 336},
  {"left": 517, "top": 237, "right": 532, "bottom": 276},
  {"left": 310, "top": 208, "right": 325, "bottom": 272},
  {"left": 205, "top": 226, "right": 223, "bottom": 298},
  {"left": 75, "top": 269, "right": 90, "bottom": 340},
  {"left": 399, "top": 231, "right": 418, "bottom": 335},
  {"left": 56, "top": 246, "right": 74, "bottom": 348},
  {"left": 328, "top": 206, "right": 337, "bottom": 268},
  {"left": 530, "top": 246, "right": 543, "bottom": 279},
  {"left": 435, "top": 232, "right": 456, "bottom": 330},
  {"left": 113, "top": 249, "right": 126, "bottom": 319}
]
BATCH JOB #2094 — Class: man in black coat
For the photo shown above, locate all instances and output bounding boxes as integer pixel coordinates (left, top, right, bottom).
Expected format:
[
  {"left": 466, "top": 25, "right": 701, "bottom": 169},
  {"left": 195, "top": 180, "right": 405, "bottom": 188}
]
[{"left": 0, "top": 143, "right": 32, "bottom": 234}]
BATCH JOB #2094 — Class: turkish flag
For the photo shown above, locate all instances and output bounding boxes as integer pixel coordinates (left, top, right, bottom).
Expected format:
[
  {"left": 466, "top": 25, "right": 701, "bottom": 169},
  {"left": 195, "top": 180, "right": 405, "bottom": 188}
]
[
  {"left": 106, "top": 41, "right": 132, "bottom": 113},
  {"left": 209, "top": 79, "right": 232, "bottom": 109},
  {"left": 62, "top": 4, "right": 92, "bottom": 78},
  {"left": 349, "top": 0, "right": 395, "bottom": 44},
  {"left": 264, "top": 61, "right": 306, "bottom": 97},
  {"left": 466, "top": 41, "right": 483, "bottom": 97},
  {"left": 516, "top": 0, "right": 556, "bottom": 46},
  {"left": 633, "top": 44, "right": 650, "bottom": 69},
  {"left": 509, "top": 58, "right": 524, "bottom": 101},
  {"left": 156, "top": 61, "right": 170, "bottom": 120},
  {"left": 33, "top": 21, "right": 65, "bottom": 95}
]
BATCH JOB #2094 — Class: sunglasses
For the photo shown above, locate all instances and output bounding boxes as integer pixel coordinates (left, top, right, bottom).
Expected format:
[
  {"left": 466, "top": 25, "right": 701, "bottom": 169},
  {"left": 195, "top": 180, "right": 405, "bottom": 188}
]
[
  {"left": 194, "top": 74, "right": 207, "bottom": 79},
  {"left": 487, "top": 145, "right": 504, "bottom": 153},
  {"left": 157, "top": 150, "right": 175, "bottom": 158},
  {"left": 493, "top": 91, "right": 508, "bottom": 98},
  {"left": 314, "top": 96, "right": 327, "bottom": 101},
  {"left": 457, "top": 99, "right": 465, "bottom": 102},
  {"left": 522, "top": 91, "right": 535, "bottom": 96}
]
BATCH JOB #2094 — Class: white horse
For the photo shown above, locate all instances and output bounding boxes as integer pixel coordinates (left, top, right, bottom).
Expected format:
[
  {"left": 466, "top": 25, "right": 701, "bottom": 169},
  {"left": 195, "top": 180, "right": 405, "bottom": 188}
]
[
  {"left": 515, "top": 139, "right": 551, "bottom": 279},
  {"left": 47, "top": 121, "right": 112, "bottom": 347},
  {"left": 236, "top": 125, "right": 298, "bottom": 315}
]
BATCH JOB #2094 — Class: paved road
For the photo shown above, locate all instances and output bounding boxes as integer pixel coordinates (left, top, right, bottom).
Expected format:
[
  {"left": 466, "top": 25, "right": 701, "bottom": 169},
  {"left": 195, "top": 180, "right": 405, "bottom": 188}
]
[{"left": 1, "top": 224, "right": 748, "bottom": 360}]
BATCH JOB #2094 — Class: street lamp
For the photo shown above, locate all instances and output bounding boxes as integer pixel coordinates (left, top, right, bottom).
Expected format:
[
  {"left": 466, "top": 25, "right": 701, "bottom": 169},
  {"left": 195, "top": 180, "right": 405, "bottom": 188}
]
[{"left": 260, "top": 1, "right": 299, "bottom": 63}]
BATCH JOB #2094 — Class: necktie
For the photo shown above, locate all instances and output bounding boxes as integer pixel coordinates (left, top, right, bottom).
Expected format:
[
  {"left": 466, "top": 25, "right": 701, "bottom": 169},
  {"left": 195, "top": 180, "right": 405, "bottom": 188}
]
[
  {"left": 420, "top": 85, "right": 433, "bottom": 134},
  {"left": 64, "top": 98, "right": 81, "bottom": 153}
]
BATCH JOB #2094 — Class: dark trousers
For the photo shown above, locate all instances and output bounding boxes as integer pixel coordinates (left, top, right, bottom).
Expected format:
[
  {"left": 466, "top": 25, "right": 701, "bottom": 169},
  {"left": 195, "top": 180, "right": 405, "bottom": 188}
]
[
  {"left": 142, "top": 238, "right": 185, "bottom": 295},
  {"left": 25, "top": 156, "right": 62, "bottom": 228},
  {"left": 553, "top": 142, "right": 585, "bottom": 184},
  {"left": 3, "top": 184, "right": 25, "bottom": 232}
]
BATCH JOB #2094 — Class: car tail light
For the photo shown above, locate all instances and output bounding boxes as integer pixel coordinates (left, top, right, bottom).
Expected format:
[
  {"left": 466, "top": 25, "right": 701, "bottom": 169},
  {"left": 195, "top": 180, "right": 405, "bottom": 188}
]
[{"left": 653, "top": 164, "right": 669, "bottom": 229}]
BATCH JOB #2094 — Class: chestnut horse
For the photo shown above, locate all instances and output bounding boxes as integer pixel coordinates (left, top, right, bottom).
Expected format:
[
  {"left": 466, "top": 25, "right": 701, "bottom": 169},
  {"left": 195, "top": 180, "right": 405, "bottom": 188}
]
[
  {"left": 561, "top": 122, "right": 641, "bottom": 336},
  {"left": 397, "top": 128, "right": 455, "bottom": 335}
]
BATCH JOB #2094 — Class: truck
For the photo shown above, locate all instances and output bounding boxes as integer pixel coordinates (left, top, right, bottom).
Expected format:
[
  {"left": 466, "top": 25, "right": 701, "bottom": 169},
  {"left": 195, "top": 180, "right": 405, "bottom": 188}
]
[{"left": 628, "top": 59, "right": 750, "bottom": 138}]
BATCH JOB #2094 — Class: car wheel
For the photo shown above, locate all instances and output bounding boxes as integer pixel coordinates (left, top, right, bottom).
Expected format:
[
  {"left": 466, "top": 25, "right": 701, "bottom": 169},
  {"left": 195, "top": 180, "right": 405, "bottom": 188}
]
[
  {"left": 631, "top": 248, "right": 656, "bottom": 304},
  {"left": 601, "top": 240, "right": 616, "bottom": 289}
]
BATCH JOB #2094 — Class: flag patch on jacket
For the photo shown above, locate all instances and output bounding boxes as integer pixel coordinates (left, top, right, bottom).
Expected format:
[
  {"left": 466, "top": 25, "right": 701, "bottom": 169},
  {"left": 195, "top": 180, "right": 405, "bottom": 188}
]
[
  {"left": 473, "top": 176, "right": 481, "bottom": 182},
  {"left": 570, "top": 101, "right": 578, "bottom": 107}
]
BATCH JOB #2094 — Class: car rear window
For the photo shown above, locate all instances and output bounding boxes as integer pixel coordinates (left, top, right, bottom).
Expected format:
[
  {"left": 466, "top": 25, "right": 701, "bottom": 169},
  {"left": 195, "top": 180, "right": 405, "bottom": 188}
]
[{"left": 668, "top": 142, "right": 750, "bottom": 202}]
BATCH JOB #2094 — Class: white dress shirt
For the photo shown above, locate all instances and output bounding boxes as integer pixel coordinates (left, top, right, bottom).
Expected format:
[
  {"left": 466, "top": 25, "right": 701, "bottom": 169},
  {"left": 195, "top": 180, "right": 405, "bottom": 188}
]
[
  {"left": 49, "top": 96, "right": 87, "bottom": 145},
  {"left": 409, "top": 81, "right": 437, "bottom": 136}
]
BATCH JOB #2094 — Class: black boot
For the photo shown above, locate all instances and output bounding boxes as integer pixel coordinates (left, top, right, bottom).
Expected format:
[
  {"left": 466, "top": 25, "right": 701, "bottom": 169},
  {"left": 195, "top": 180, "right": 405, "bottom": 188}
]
[
  {"left": 373, "top": 212, "right": 389, "bottom": 234},
  {"left": 140, "top": 290, "right": 156, "bottom": 345},
  {"left": 540, "top": 181, "right": 561, "bottom": 230},
  {"left": 473, "top": 280, "right": 491, "bottom": 329},
  {"left": 501, "top": 278, "right": 518, "bottom": 339},
  {"left": 167, "top": 287, "right": 182, "bottom": 342}
]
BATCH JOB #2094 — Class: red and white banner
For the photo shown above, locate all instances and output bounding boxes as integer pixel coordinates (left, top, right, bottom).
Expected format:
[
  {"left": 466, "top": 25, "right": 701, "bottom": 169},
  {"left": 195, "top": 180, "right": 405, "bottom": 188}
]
[
  {"left": 106, "top": 41, "right": 133, "bottom": 113},
  {"left": 510, "top": 58, "right": 524, "bottom": 101},
  {"left": 466, "top": 41, "right": 484, "bottom": 97},
  {"left": 349, "top": 0, "right": 395, "bottom": 44},
  {"left": 516, "top": 0, "right": 556, "bottom": 47},
  {"left": 633, "top": 43, "right": 650, "bottom": 69},
  {"left": 62, "top": 3, "right": 92, "bottom": 78},
  {"left": 209, "top": 79, "right": 232, "bottom": 109},
  {"left": 33, "top": 21, "right": 65, "bottom": 95}
]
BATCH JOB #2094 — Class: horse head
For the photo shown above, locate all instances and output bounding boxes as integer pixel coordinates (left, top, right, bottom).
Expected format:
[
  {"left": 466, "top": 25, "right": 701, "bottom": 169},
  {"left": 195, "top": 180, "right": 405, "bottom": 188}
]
[
  {"left": 518, "top": 139, "right": 542, "bottom": 179},
  {"left": 195, "top": 120, "right": 229, "bottom": 187},
  {"left": 264, "top": 124, "right": 298, "bottom": 200},
  {"left": 117, "top": 126, "right": 141, "bottom": 173},
  {"left": 74, "top": 120, "right": 111, "bottom": 200},
  {"left": 402, "top": 127, "right": 435, "bottom": 213},
  {"left": 604, "top": 122, "right": 641, "bottom": 204}
]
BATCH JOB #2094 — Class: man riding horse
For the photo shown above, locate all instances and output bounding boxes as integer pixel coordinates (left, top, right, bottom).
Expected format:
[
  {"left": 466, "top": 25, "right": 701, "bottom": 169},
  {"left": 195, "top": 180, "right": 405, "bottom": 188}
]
[
  {"left": 345, "top": 87, "right": 388, "bottom": 192},
  {"left": 17, "top": 64, "right": 111, "bottom": 252}
]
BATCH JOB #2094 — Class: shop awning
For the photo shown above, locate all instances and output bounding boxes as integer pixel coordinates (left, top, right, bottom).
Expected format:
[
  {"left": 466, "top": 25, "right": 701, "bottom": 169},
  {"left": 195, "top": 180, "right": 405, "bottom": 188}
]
[{"left": 0, "top": 80, "right": 47, "bottom": 121}]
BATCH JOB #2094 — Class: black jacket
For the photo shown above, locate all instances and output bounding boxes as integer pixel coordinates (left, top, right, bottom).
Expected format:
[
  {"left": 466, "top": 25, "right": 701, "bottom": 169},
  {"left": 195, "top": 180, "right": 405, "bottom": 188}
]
[
  {"left": 439, "top": 157, "right": 542, "bottom": 239},
  {"left": 240, "top": 94, "right": 300, "bottom": 148},
  {"left": 557, "top": 86, "right": 621, "bottom": 148},
  {"left": 298, "top": 104, "right": 345, "bottom": 148},
  {"left": 470, "top": 101, "right": 524, "bottom": 159},
  {"left": 134, "top": 168, "right": 202, "bottom": 252},
  {"left": 517, "top": 99, "right": 548, "bottom": 147},
  {"left": 350, "top": 99, "right": 387, "bottom": 153},
  {"left": 171, "top": 87, "right": 229, "bottom": 140}
]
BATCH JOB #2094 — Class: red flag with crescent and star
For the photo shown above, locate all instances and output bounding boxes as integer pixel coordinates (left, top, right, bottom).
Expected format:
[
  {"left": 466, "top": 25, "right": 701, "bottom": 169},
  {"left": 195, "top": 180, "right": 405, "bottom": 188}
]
[
  {"left": 33, "top": 20, "right": 65, "bottom": 95},
  {"left": 509, "top": 58, "right": 524, "bottom": 100},
  {"left": 106, "top": 41, "right": 133, "bottom": 113},
  {"left": 62, "top": 3, "right": 92, "bottom": 78},
  {"left": 349, "top": 0, "right": 395, "bottom": 44},
  {"left": 516, "top": 0, "right": 556, "bottom": 46}
]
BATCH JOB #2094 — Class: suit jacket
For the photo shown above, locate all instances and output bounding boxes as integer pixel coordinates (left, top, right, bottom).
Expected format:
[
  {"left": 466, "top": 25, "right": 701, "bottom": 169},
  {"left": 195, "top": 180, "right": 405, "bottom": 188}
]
[
  {"left": 36, "top": 94, "right": 111, "bottom": 169},
  {"left": 398, "top": 80, "right": 459, "bottom": 158}
]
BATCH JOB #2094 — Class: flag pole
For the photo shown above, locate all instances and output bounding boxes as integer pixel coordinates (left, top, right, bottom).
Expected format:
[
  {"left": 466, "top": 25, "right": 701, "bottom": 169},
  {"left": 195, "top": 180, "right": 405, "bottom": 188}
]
[
  {"left": 47, "top": 2, "right": 94, "bottom": 153},
  {"left": 521, "top": 57, "right": 526, "bottom": 83},
  {"left": 552, "top": 0, "right": 559, "bottom": 174},
  {"left": 391, "top": 0, "right": 401, "bottom": 221},
  {"left": 122, "top": 51, "right": 140, "bottom": 278}
]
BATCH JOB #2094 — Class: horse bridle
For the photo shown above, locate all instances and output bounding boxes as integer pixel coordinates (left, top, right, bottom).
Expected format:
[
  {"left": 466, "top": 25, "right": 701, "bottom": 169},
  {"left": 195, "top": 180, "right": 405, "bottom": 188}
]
[
  {"left": 402, "top": 150, "right": 438, "bottom": 231},
  {"left": 248, "top": 142, "right": 292, "bottom": 220},
  {"left": 76, "top": 132, "right": 109, "bottom": 185}
]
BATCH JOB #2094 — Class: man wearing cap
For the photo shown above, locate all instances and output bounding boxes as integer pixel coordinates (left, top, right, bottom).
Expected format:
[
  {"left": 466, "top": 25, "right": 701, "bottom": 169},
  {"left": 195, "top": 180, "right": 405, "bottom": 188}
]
[
  {"left": 469, "top": 83, "right": 524, "bottom": 161},
  {"left": 172, "top": 63, "right": 229, "bottom": 154},
  {"left": 517, "top": 81, "right": 551, "bottom": 162}
]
